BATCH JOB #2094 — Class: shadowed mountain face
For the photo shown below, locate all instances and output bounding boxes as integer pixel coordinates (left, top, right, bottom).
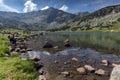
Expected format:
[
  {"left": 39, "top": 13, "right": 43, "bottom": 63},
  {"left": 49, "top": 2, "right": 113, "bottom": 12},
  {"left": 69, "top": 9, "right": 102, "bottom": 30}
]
[
  {"left": 68, "top": 4, "right": 120, "bottom": 30},
  {"left": 0, "top": 7, "right": 76, "bottom": 30}
]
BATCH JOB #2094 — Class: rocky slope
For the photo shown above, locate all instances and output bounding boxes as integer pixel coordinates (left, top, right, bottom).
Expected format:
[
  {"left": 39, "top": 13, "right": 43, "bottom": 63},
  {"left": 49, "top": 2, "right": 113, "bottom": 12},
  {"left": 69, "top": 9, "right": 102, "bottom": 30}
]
[{"left": 67, "top": 4, "right": 120, "bottom": 31}]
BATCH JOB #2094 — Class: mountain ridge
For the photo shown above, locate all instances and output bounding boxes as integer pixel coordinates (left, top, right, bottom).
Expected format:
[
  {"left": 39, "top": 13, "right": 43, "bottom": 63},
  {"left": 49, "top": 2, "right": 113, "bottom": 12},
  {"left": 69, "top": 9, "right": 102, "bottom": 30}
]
[
  {"left": 66, "top": 4, "right": 120, "bottom": 31},
  {"left": 0, "top": 4, "right": 120, "bottom": 31},
  {"left": 0, "top": 7, "right": 76, "bottom": 30}
]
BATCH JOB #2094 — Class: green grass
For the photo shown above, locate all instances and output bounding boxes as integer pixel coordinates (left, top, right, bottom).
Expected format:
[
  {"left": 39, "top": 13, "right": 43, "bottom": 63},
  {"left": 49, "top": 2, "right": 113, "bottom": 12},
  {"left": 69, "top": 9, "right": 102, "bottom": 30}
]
[
  {"left": 0, "top": 34, "right": 10, "bottom": 57},
  {"left": 0, "top": 32, "right": 38, "bottom": 80},
  {"left": 0, "top": 57, "right": 38, "bottom": 80}
]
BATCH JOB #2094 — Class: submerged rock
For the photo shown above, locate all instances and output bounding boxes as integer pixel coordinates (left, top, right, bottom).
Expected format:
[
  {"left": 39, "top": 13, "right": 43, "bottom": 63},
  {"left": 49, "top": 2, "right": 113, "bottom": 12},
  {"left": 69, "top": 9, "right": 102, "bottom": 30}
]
[
  {"left": 110, "top": 65, "right": 120, "bottom": 80},
  {"left": 77, "top": 67, "right": 86, "bottom": 75}
]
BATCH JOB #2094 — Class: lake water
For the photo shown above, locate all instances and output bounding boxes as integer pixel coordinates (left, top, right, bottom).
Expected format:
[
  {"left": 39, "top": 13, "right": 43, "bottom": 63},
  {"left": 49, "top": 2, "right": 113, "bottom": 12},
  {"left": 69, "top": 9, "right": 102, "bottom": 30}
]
[
  {"left": 27, "top": 32, "right": 120, "bottom": 55},
  {"left": 25, "top": 32, "right": 120, "bottom": 80}
]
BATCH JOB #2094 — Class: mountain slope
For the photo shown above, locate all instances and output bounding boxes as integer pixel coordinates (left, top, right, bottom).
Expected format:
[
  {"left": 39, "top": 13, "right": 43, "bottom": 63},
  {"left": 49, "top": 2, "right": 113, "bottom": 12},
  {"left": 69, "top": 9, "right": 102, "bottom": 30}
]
[
  {"left": 67, "top": 4, "right": 120, "bottom": 31},
  {"left": 0, "top": 8, "right": 76, "bottom": 30}
]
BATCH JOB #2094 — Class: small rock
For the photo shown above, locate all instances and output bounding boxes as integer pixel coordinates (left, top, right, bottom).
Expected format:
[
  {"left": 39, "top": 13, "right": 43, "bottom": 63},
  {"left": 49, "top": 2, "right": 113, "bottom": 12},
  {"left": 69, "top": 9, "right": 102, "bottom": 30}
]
[
  {"left": 39, "top": 75, "right": 46, "bottom": 80},
  {"left": 20, "top": 45, "right": 27, "bottom": 49},
  {"left": 61, "top": 71, "right": 70, "bottom": 77},
  {"left": 101, "top": 60, "right": 109, "bottom": 66},
  {"left": 26, "top": 48, "right": 32, "bottom": 51},
  {"left": 38, "top": 69, "right": 44, "bottom": 75},
  {"left": 64, "top": 62, "right": 67, "bottom": 65},
  {"left": 110, "top": 65, "right": 120, "bottom": 80},
  {"left": 5, "top": 53, "right": 10, "bottom": 57},
  {"left": 53, "top": 46, "right": 59, "bottom": 49},
  {"left": 84, "top": 65, "right": 95, "bottom": 72},
  {"left": 54, "top": 60, "right": 59, "bottom": 64},
  {"left": 77, "top": 67, "right": 86, "bottom": 75},
  {"left": 15, "top": 48, "right": 20, "bottom": 52},
  {"left": 64, "top": 39, "right": 71, "bottom": 47},
  {"left": 21, "top": 58, "right": 27, "bottom": 60},
  {"left": 64, "top": 61, "right": 71, "bottom": 65},
  {"left": 64, "top": 39, "right": 69, "bottom": 43},
  {"left": 20, "top": 49, "right": 26, "bottom": 53},
  {"left": 72, "top": 57, "right": 79, "bottom": 62},
  {"left": 32, "top": 55, "right": 40, "bottom": 61},
  {"left": 95, "top": 69, "right": 106, "bottom": 76}
]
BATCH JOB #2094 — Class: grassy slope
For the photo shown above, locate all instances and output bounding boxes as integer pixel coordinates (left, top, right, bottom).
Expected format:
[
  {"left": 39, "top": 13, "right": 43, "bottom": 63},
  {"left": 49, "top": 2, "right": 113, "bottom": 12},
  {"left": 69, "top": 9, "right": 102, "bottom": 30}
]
[
  {"left": 68, "top": 22, "right": 120, "bottom": 32},
  {"left": 0, "top": 34, "right": 10, "bottom": 57},
  {"left": 0, "top": 33, "right": 38, "bottom": 80},
  {"left": 0, "top": 57, "right": 37, "bottom": 80}
]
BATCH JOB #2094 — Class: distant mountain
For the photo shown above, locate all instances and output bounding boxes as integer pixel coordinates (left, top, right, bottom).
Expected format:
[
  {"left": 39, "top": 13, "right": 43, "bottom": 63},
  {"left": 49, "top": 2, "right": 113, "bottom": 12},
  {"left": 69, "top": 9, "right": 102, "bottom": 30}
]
[
  {"left": 66, "top": 4, "right": 120, "bottom": 31},
  {"left": 1, "top": 4, "right": 120, "bottom": 31},
  {"left": 75, "top": 12, "right": 90, "bottom": 17},
  {"left": 0, "top": 7, "right": 76, "bottom": 30}
]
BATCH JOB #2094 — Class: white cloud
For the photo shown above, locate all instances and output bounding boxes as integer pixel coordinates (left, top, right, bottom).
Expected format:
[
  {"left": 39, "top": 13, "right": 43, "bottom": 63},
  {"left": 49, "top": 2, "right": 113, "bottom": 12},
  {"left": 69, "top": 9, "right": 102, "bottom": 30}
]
[
  {"left": 23, "top": 0, "right": 38, "bottom": 13},
  {"left": 0, "top": 0, "right": 19, "bottom": 13},
  {"left": 59, "top": 5, "right": 68, "bottom": 11},
  {"left": 41, "top": 6, "right": 50, "bottom": 10}
]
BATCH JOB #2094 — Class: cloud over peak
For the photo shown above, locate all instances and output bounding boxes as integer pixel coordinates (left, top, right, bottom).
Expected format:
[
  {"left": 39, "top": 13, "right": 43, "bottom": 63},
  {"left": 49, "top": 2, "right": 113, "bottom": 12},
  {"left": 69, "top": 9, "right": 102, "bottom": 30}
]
[
  {"left": 0, "top": 0, "right": 19, "bottom": 13},
  {"left": 23, "top": 0, "right": 38, "bottom": 13},
  {"left": 41, "top": 6, "right": 50, "bottom": 10},
  {"left": 59, "top": 5, "right": 68, "bottom": 11}
]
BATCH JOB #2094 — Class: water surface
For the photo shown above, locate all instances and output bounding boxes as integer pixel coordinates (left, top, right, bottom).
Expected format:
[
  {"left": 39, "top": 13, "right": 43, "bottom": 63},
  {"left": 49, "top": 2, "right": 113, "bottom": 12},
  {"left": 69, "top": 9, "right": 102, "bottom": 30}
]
[{"left": 25, "top": 32, "right": 120, "bottom": 80}]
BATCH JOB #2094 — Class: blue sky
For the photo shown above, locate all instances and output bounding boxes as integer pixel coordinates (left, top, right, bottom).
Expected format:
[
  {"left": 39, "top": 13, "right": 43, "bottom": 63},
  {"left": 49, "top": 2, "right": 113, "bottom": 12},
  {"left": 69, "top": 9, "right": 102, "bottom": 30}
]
[{"left": 0, "top": 0, "right": 120, "bottom": 13}]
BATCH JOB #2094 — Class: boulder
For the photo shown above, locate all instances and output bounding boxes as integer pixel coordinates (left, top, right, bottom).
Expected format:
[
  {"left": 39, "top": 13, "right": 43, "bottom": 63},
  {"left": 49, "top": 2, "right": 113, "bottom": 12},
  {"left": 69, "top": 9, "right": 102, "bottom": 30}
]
[
  {"left": 43, "top": 41, "right": 53, "bottom": 48},
  {"left": 95, "top": 69, "right": 106, "bottom": 76},
  {"left": 110, "top": 65, "right": 120, "bottom": 80},
  {"left": 84, "top": 65, "right": 95, "bottom": 72},
  {"left": 101, "top": 60, "right": 109, "bottom": 66},
  {"left": 77, "top": 67, "right": 86, "bottom": 75}
]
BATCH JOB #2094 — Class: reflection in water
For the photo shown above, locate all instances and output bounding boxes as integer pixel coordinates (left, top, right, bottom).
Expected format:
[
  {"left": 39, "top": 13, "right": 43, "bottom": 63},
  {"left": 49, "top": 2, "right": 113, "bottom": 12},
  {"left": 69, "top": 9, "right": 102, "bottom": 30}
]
[{"left": 27, "top": 32, "right": 120, "bottom": 55}]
